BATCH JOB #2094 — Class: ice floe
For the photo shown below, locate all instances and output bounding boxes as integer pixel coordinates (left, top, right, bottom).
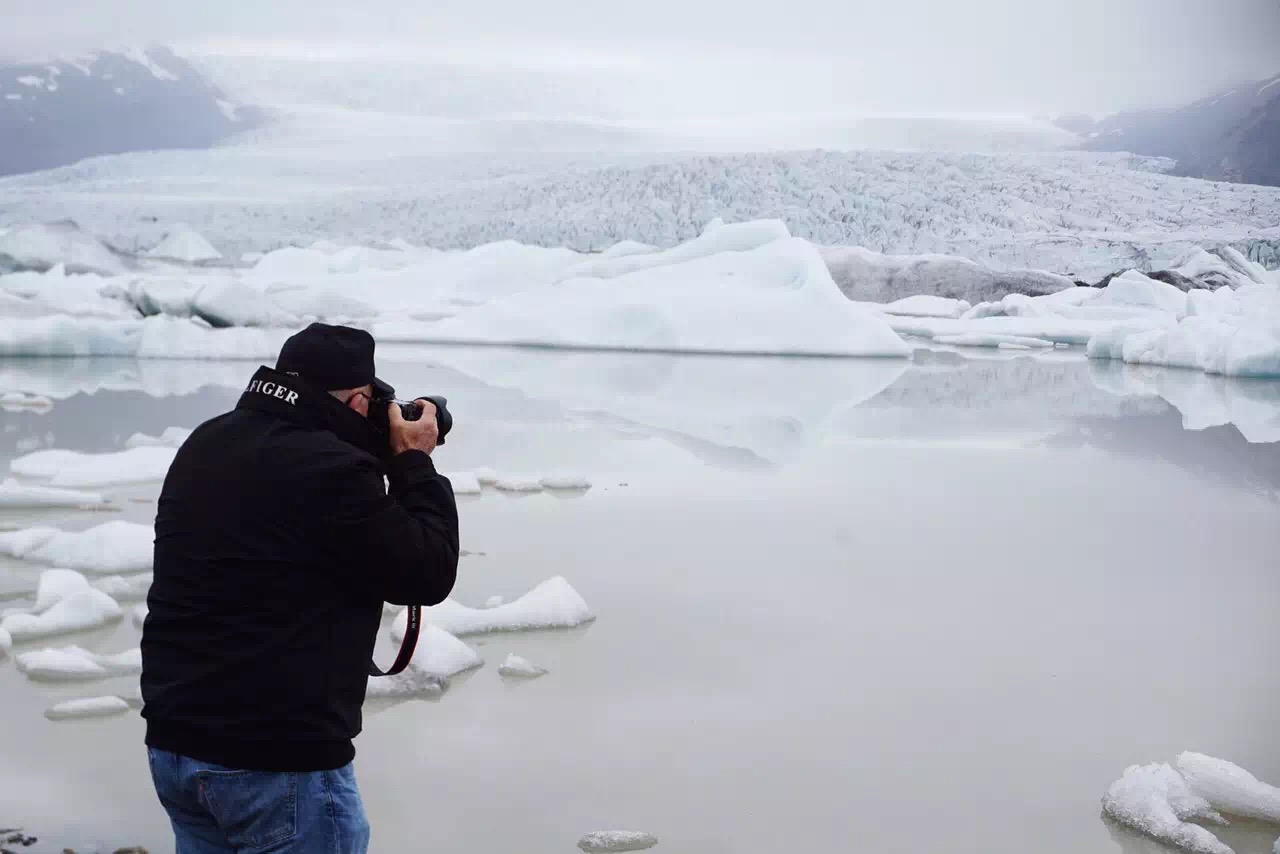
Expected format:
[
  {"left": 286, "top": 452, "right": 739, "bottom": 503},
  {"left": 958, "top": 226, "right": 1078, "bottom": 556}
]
[
  {"left": 577, "top": 831, "right": 659, "bottom": 852},
  {"left": 539, "top": 474, "right": 592, "bottom": 490},
  {"left": 0, "top": 521, "right": 154, "bottom": 574},
  {"left": 367, "top": 625, "right": 483, "bottom": 699},
  {"left": 10, "top": 446, "right": 176, "bottom": 488},
  {"left": 494, "top": 476, "right": 543, "bottom": 493},
  {"left": 497, "top": 653, "right": 547, "bottom": 678},
  {"left": 45, "top": 695, "right": 131, "bottom": 721},
  {"left": 0, "top": 589, "right": 123, "bottom": 642},
  {"left": 446, "top": 472, "right": 482, "bottom": 495},
  {"left": 393, "top": 576, "right": 593, "bottom": 638},
  {"left": 16, "top": 645, "right": 142, "bottom": 681},
  {"left": 91, "top": 573, "right": 152, "bottom": 602},
  {"left": 124, "top": 426, "right": 193, "bottom": 448},
  {"left": 0, "top": 478, "right": 106, "bottom": 508},
  {"left": 1178, "top": 752, "right": 1280, "bottom": 823}
]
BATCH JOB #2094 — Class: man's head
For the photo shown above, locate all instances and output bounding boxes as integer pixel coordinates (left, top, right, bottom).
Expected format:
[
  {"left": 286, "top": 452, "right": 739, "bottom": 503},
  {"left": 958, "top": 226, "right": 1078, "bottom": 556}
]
[{"left": 276, "top": 323, "right": 383, "bottom": 418}]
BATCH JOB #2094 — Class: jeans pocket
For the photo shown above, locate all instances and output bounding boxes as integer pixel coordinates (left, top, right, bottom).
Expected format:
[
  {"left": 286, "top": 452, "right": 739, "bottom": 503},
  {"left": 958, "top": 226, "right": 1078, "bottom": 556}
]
[{"left": 197, "top": 768, "right": 298, "bottom": 851}]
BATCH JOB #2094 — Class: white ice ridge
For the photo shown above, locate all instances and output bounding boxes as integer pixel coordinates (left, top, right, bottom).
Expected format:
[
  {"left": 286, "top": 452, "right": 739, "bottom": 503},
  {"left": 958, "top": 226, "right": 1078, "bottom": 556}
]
[
  {"left": 45, "top": 695, "right": 131, "bottom": 721},
  {"left": 577, "top": 831, "right": 659, "bottom": 852},
  {"left": 1102, "top": 763, "right": 1230, "bottom": 854},
  {"left": 0, "top": 521, "right": 154, "bottom": 573},
  {"left": 10, "top": 446, "right": 177, "bottom": 487},
  {"left": 0, "top": 478, "right": 107, "bottom": 508},
  {"left": 147, "top": 226, "right": 222, "bottom": 263},
  {"left": 392, "top": 576, "right": 594, "bottom": 638},
  {"left": 0, "top": 589, "right": 123, "bottom": 642},
  {"left": 124, "top": 426, "right": 193, "bottom": 449},
  {"left": 366, "top": 624, "right": 483, "bottom": 699},
  {"left": 16, "top": 645, "right": 142, "bottom": 681},
  {"left": 497, "top": 653, "right": 547, "bottom": 678},
  {"left": 1178, "top": 752, "right": 1280, "bottom": 823}
]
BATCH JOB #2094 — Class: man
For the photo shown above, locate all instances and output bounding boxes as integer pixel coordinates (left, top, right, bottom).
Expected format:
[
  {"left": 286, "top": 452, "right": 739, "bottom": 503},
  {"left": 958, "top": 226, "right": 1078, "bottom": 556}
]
[{"left": 141, "top": 323, "right": 458, "bottom": 853}]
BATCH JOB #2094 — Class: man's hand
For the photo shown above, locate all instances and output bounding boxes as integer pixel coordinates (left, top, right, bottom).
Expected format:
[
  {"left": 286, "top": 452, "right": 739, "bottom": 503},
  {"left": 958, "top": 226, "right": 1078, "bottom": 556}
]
[{"left": 389, "top": 399, "right": 439, "bottom": 456}]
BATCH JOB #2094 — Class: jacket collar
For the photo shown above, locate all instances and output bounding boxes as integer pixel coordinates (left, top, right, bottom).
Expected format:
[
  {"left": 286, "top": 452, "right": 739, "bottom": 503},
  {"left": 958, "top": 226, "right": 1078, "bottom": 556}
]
[{"left": 236, "top": 366, "right": 387, "bottom": 460}]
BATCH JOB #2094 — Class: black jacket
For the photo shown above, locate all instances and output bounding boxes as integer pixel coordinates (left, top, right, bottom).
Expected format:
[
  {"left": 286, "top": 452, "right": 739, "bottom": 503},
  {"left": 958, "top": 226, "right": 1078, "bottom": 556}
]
[{"left": 141, "top": 366, "right": 458, "bottom": 771}]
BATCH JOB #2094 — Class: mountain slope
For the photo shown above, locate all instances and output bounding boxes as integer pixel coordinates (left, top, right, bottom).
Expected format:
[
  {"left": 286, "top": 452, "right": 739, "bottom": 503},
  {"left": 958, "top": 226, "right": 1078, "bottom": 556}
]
[{"left": 0, "top": 46, "right": 262, "bottom": 176}]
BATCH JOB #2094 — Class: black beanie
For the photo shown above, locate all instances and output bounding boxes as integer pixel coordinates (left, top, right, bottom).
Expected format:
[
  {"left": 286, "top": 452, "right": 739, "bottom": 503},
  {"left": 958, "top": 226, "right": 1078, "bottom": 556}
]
[{"left": 276, "top": 323, "right": 376, "bottom": 391}]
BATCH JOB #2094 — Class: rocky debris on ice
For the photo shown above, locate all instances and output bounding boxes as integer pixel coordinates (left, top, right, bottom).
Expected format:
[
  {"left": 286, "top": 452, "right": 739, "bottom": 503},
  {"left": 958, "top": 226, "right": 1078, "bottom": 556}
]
[
  {"left": 497, "top": 653, "right": 547, "bottom": 678},
  {"left": 124, "top": 426, "right": 192, "bottom": 448},
  {"left": 393, "top": 576, "right": 593, "bottom": 638},
  {"left": 147, "top": 226, "right": 222, "bottom": 263},
  {"left": 539, "top": 474, "right": 592, "bottom": 490},
  {"left": 0, "top": 478, "right": 107, "bottom": 508},
  {"left": 1177, "top": 752, "right": 1280, "bottom": 823},
  {"left": 0, "top": 521, "right": 154, "bottom": 573},
  {"left": 16, "top": 644, "right": 141, "bottom": 681},
  {"left": 577, "top": 830, "right": 659, "bottom": 852},
  {"left": 10, "top": 445, "right": 176, "bottom": 488},
  {"left": 0, "top": 588, "right": 123, "bottom": 642},
  {"left": 1087, "top": 247, "right": 1270, "bottom": 292},
  {"left": 445, "top": 472, "right": 482, "bottom": 495},
  {"left": 823, "top": 245, "right": 1073, "bottom": 303},
  {"left": 44, "top": 695, "right": 131, "bottom": 721},
  {"left": 91, "top": 573, "right": 152, "bottom": 602},
  {"left": 367, "top": 625, "right": 483, "bottom": 699},
  {"left": 1102, "top": 762, "right": 1230, "bottom": 854}
]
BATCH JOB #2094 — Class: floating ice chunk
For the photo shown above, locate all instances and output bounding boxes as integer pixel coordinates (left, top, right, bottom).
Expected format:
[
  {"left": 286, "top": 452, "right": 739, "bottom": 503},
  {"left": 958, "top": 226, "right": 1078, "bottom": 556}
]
[
  {"left": 11, "top": 449, "right": 84, "bottom": 478},
  {"left": 132, "top": 603, "right": 148, "bottom": 628},
  {"left": 0, "top": 521, "right": 154, "bottom": 574},
  {"left": 394, "top": 576, "right": 593, "bottom": 637},
  {"left": 1177, "top": 752, "right": 1280, "bottom": 823},
  {"left": 933, "top": 333, "right": 1055, "bottom": 349},
  {"left": 474, "top": 467, "right": 499, "bottom": 486},
  {"left": 0, "top": 478, "right": 106, "bottom": 508},
  {"left": 124, "top": 426, "right": 192, "bottom": 449},
  {"left": 577, "top": 830, "right": 659, "bottom": 852},
  {"left": 52, "top": 447, "right": 175, "bottom": 488},
  {"left": 1094, "top": 270, "right": 1189, "bottom": 318},
  {"left": 498, "top": 653, "right": 547, "bottom": 678},
  {"left": 31, "top": 569, "right": 92, "bottom": 614},
  {"left": 0, "top": 589, "right": 123, "bottom": 642},
  {"left": 540, "top": 474, "right": 592, "bottom": 490},
  {"left": 92, "top": 573, "right": 152, "bottom": 602},
  {"left": 368, "top": 625, "right": 483, "bottom": 699},
  {"left": 484, "top": 596, "right": 504, "bottom": 608},
  {"left": 16, "top": 645, "right": 142, "bottom": 681},
  {"left": 0, "top": 391, "right": 54, "bottom": 411},
  {"left": 1102, "top": 763, "right": 1229, "bottom": 854},
  {"left": 147, "top": 227, "right": 222, "bottom": 263},
  {"left": 495, "top": 477, "right": 543, "bottom": 493},
  {"left": 881, "top": 295, "right": 972, "bottom": 319},
  {"left": 446, "top": 472, "right": 482, "bottom": 495},
  {"left": 45, "top": 695, "right": 131, "bottom": 721}
]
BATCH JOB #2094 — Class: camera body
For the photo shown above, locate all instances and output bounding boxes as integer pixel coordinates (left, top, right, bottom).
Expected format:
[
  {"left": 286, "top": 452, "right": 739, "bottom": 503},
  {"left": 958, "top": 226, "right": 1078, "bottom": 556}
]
[{"left": 368, "top": 380, "right": 452, "bottom": 445}]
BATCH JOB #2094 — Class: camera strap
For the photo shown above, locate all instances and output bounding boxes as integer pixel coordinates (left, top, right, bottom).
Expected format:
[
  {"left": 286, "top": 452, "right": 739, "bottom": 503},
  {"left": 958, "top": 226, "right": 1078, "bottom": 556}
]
[{"left": 368, "top": 604, "right": 420, "bottom": 677}]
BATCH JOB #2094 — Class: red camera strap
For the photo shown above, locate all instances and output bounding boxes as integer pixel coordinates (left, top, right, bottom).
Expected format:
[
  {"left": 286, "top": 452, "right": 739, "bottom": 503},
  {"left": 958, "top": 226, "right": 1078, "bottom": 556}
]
[{"left": 368, "top": 604, "right": 420, "bottom": 677}]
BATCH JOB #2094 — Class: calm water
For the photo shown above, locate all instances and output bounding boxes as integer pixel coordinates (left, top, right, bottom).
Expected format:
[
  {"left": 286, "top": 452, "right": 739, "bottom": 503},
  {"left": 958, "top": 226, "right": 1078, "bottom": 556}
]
[{"left": 1, "top": 346, "right": 1278, "bottom": 854}]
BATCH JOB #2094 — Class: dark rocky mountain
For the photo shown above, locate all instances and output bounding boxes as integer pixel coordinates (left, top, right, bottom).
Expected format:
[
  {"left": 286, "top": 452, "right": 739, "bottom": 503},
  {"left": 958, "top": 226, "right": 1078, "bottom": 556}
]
[
  {"left": 1058, "top": 73, "right": 1280, "bottom": 187},
  {"left": 0, "top": 46, "right": 263, "bottom": 176}
]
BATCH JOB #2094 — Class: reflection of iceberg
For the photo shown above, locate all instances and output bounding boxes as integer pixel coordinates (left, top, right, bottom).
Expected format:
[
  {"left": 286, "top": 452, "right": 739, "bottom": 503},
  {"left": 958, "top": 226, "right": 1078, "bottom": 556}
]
[
  {"left": 412, "top": 346, "right": 907, "bottom": 463},
  {"left": 1089, "top": 360, "right": 1280, "bottom": 444}
]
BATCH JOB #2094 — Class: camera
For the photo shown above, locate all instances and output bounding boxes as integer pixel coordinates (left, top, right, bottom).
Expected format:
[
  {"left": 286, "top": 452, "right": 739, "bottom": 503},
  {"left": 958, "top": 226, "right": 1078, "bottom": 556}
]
[{"left": 368, "top": 380, "right": 452, "bottom": 445}]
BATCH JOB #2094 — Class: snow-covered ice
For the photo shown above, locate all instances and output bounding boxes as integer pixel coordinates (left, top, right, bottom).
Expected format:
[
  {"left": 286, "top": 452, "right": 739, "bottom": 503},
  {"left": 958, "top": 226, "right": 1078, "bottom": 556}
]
[
  {"left": 1177, "top": 752, "right": 1280, "bottom": 823},
  {"left": 497, "top": 653, "right": 547, "bottom": 678},
  {"left": 577, "top": 831, "right": 659, "bottom": 852},
  {"left": 0, "top": 589, "right": 123, "bottom": 642},
  {"left": 393, "top": 576, "right": 593, "bottom": 637},
  {"left": 494, "top": 477, "right": 543, "bottom": 493},
  {"left": 1102, "top": 763, "right": 1230, "bottom": 854},
  {"left": 16, "top": 645, "right": 142, "bottom": 681},
  {"left": 0, "top": 521, "right": 154, "bottom": 574},
  {"left": 147, "top": 226, "right": 222, "bottom": 263},
  {"left": 0, "top": 478, "right": 106, "bottom": 508},
  {"left": 44, "top": 695, "right": 131, "bottom": 721},
  {"left": 10, "top": 446, "right": 177, "bottom": 488},
  {"left": 540, "top": 474, "right": 592, "bottom": 490},
  {"left": 446, "top": 472, "right": 482, "bottom": 495},
  {"left": 124, "top": 426, "right": 193, "bottom": 449},
  {"left": 367, "top": 624, "right": 483, "bottom": 698}
]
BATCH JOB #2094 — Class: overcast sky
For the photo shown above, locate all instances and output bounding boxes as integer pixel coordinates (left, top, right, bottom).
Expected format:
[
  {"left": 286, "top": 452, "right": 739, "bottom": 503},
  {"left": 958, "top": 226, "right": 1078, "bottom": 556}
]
[{"left": 3, "top": 0, "right": 1279, "bottom": 114}]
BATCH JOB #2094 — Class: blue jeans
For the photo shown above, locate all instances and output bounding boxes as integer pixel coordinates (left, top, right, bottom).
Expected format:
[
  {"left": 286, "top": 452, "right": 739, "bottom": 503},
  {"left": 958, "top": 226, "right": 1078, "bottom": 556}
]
[{"left": 147, "top": 748, "right": 371, "bottom": 853}]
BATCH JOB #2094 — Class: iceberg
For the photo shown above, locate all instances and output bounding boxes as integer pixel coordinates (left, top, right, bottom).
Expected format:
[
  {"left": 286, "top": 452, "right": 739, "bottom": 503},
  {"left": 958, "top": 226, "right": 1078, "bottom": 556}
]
[
  {"left": 29, "top": 568, "right": 94, "bottom": 615},
  {"left": 1177, "top": 752, "right": 1280, "bottom": 823},
  {"left": 366, "top": 624, "right": 483, "bottom": 700},
  {"left": 823, "top": 245, "right": 1073, "bottom": 303},
  {"left": 10, "top": 446, "right": 176, "bottom": 488},
  {"left": 393, "top": 576, "right": 593, "bottom": 638},
  {"left": 497, "top": 653, "right": 547, "bottom": 678},
  {"left": 0, "top": 316, "right": 141, "bottom": 357},
  {"left": 16, "top": 645, "right": 142, "bottom": 681},
  {"left": 0, "top": 478, "right": 107, "bottom": 508},
  {"left": 0, "top": 521, "right": 154, "bottom": 574},
  {"left": 0, "top": 589, "right": 124, "bottom": 642},
  {"left": 0, "top": 221, "right": 126, "bottom": 275},
  {"left": 147, "top": 226, "right": 222, "bottom": 263},
  {"left": 407, "top": 235, "right": 910, "bottom": 358},
  {"left": 1102, "top": 763, "right": 1230, "bottom": 854},
  {"left": 45, "top": 695, "right": 131, "bottom": 721}
]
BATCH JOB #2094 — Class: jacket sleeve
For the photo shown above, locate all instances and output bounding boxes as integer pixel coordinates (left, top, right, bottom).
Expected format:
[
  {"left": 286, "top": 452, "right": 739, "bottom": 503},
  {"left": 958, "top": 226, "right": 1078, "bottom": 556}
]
[{"left": 319, "top": 449, "right": 459, "bottom": 606}]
